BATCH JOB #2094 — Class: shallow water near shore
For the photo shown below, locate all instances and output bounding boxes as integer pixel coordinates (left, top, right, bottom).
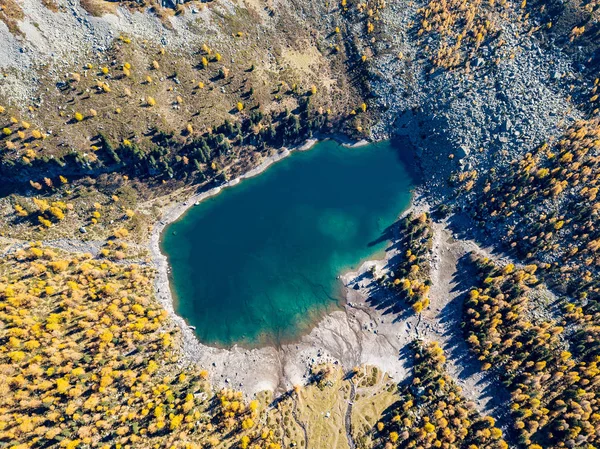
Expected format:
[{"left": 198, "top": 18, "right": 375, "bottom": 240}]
[{"left": 161, "top": 139, "right": 416, "bottom": 348}]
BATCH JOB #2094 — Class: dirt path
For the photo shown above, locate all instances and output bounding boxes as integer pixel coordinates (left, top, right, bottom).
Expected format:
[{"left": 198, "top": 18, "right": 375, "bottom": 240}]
[
  {"left": 0, "top": 236, "right": 149, "bottom": 265},
  {"left": 344, "top": 378, "right": 356, "bottom": 449},
  {"left": 292, "top": 396, "right": 309, "bottom": 448}
]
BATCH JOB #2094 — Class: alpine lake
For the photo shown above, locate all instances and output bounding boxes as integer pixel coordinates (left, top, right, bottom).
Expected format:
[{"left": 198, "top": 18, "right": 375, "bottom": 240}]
[{"left": 161, "top": 139, "right": 416, "bottom": 348}]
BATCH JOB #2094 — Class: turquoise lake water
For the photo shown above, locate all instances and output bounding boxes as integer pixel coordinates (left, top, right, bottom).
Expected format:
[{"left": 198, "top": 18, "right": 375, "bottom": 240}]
[{"left": 161, "top": 139, "right": 416, "bottom": 348}]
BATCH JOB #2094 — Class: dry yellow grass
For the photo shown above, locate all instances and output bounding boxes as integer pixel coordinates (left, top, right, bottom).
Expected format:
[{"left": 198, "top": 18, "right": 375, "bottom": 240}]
[
  {"left": 296, "top": 368, "right": 350, "bottom": 449},
  {"left": 351, "top": 366, "right": 399, "bottom": 447}
]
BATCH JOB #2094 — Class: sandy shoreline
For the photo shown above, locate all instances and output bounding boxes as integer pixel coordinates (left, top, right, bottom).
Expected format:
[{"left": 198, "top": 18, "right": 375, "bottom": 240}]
[{"left": 149, "top": 136, "right": 421, "bottom": 395}]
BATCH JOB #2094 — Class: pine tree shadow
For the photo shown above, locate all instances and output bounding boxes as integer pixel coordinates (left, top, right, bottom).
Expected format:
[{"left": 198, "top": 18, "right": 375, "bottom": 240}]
[{"left": 437, "top": 252, "right": 516, "bottom": 442}]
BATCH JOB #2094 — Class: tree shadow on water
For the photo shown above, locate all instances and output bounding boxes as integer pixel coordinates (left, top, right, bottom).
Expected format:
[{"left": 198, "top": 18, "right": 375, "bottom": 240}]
[{"left": 346, "top": 216, "right": 418, "bottom": 322}]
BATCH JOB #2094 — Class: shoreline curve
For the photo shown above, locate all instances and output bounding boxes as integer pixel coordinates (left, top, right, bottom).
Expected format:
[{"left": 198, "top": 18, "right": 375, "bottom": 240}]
[{"left": 149, "top": 136, "right": 415, "bottom": 396}]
